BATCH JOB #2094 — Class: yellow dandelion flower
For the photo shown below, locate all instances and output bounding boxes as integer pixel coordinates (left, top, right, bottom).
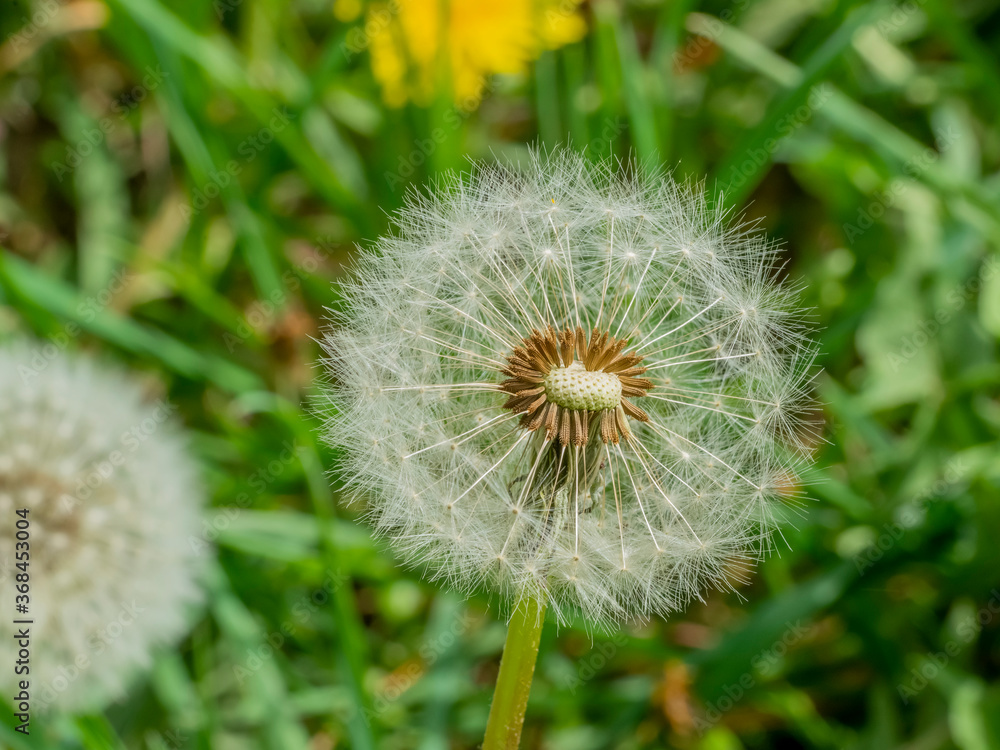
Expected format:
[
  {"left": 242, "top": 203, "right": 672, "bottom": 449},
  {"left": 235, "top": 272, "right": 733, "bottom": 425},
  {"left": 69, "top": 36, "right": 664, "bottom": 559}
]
[
  {"left": 334, "top": 0, "right": 363, "bottom": 22},
  {"left": 363, "top": 0, "right": 587, "bottom": 109}
]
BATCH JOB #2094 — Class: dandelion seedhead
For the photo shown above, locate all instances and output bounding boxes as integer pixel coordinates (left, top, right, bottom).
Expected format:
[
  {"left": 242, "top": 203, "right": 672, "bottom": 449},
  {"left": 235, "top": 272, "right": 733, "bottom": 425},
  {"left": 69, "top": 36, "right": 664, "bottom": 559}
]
[
  {"left": 0, "top": 343, "right": 205, "bottom": 711},
  {"left": 321, "top": 149, "right": 818, "bottom": 624}
]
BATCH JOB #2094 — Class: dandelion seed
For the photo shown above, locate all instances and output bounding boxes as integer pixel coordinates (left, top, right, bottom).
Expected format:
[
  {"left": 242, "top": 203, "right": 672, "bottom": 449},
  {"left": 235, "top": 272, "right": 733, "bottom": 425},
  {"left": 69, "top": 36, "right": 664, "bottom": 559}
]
[
  {"left": 0, "top": 342, "right": 206, "bottom": 712},
  {"left": 320, "top": 149, "right": 818, "bottom": 625}
]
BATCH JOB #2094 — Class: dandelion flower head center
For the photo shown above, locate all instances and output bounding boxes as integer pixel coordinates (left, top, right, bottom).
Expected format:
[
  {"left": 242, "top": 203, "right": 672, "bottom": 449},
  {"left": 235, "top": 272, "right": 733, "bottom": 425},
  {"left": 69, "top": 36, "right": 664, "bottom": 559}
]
[
  {"left": 499, "top": 325, "right": 652, "bottom": 447},
  {"left": 544, "top": 363, "right": 621, "bottom": 412}
]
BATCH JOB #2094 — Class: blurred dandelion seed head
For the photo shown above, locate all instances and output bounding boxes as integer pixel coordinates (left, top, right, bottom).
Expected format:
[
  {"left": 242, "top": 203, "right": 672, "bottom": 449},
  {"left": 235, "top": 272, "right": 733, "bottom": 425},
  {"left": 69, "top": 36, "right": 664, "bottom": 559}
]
[
  {"left": 0, "top": 343, "right": 206, "bottom": 711},
  {"left": 321, "top": 149, "right": 819, "bottom": 624}
]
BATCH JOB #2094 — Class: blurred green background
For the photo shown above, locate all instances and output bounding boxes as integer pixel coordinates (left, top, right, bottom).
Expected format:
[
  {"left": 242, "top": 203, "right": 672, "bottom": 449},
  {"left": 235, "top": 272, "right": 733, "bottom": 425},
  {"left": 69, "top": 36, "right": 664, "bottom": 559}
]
[{"left": 2, "top": 0, "right": 1000, "bottom": 747}]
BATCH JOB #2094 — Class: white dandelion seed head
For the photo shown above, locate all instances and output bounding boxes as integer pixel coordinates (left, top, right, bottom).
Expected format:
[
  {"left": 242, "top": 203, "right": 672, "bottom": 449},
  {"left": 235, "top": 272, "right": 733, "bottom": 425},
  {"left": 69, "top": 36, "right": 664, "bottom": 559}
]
[
  {"left": 0, "top": 342, "right": 206, "bottom": 711},
  {"left": 321, "top": 149, "right": 819, "bottom": 625}
]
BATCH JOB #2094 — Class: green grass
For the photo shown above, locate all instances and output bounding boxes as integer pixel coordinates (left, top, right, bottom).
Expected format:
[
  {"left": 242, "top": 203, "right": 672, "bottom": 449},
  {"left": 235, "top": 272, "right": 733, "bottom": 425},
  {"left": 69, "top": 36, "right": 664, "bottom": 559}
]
[{"left": 1, "top": 0, "right": 1000, "bottom": 747}]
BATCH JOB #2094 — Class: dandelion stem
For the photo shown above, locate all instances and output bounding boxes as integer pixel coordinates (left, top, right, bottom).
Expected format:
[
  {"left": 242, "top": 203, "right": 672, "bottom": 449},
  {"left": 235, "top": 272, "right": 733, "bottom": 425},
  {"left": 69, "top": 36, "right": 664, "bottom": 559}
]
[{"left": 483, "top": 595, "right": 547, "bottom": 750}]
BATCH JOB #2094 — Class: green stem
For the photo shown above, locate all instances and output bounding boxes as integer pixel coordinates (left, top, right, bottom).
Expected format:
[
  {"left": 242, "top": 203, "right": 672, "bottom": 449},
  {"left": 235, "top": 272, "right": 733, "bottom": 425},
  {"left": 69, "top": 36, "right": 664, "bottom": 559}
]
[{"left": 483, "top": 596, "right": 547, "bottom": 750}]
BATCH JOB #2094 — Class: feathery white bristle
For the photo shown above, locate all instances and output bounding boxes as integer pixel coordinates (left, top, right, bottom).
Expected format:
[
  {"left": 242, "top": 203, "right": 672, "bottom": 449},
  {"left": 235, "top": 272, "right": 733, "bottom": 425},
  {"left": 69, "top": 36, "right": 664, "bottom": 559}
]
[{"left": 320, "top": 149, "right": 819, "bottom": 625}]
